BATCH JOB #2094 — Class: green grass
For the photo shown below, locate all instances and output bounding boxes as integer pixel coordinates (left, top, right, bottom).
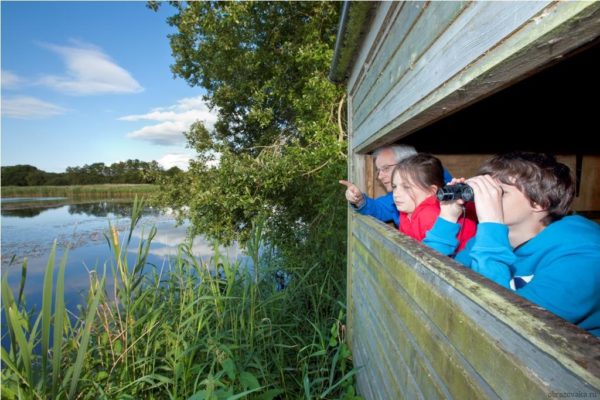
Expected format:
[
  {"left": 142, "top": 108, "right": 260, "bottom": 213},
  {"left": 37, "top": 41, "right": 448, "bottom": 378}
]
[
  {"left": 1, "top": 197, "right": 361, "bottom": 399},
  {"left": 1, "top": 184, "right": 158, "bottom": 199}
]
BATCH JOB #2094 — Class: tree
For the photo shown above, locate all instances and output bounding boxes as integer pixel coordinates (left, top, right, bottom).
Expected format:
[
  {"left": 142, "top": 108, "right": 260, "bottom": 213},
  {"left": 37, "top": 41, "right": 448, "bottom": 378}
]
[
  {"left": 1, "top": 165, "right": 45, "bottom": 186},
  {"left": 156, "top": 2, "right": 348, "bottom": 260}
]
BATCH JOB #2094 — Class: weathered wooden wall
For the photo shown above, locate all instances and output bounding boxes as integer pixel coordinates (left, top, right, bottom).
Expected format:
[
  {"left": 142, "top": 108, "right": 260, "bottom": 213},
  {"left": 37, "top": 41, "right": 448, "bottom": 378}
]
[
  {"left": 340, "top": 1, "right": 600, "bottom": 398},
  {"left": 347, "top": 1, "right": 600, "bottom": 153},
  {"left": 349, "top": 215, "right": 600, "bottom": 398}
]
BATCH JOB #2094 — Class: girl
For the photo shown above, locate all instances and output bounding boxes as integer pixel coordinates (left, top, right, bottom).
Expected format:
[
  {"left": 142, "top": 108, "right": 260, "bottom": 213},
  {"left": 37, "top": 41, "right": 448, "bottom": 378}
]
[{"left": 391, "top": 153, "right": 476, "bottom": 250}]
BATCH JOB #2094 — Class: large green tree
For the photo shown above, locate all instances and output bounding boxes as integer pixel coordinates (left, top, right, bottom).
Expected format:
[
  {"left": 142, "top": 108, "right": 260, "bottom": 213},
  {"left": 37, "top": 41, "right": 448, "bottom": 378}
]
[{"left": 155, "top": 2, "right": 348, "bottom": 259}]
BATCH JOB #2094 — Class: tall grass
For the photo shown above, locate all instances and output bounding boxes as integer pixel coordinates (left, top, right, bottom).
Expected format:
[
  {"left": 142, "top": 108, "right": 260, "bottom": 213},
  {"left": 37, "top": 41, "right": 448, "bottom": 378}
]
[
  {"left": 1, "top": 184, "right": 158, "bottom": 199},
  {"left": 1, "top": 197, "right": 360, "bottom": 399}
]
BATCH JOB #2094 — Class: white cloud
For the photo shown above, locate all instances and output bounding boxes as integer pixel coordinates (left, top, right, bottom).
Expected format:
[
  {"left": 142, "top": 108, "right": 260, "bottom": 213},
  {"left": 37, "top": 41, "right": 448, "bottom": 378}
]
[
  {"left": 2, "top": 70, "right": 24, "bottom": 89},
  {"left": 121, "top": 96, "right": 218, "bottom": 146},
  {"left": 157, "top": 153, "right": 194, "bottom": 171},
  {"left": 39, "top": 41, "right": 143, "bottom": 95},
  {"left": 1, "top": 96, "right": 67, "bottom": 119}
]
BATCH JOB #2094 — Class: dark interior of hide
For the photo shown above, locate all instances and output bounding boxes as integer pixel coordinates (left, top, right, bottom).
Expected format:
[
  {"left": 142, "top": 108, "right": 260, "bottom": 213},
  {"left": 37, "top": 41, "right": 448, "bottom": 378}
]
[{"left": 402, "top": 40, "right": 600, "bottom": 155}]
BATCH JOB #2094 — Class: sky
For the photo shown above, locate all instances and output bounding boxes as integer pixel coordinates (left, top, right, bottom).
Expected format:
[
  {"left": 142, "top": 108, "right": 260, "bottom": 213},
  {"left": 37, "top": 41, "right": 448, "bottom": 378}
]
[{"left": 1, "top": 1, "right": 218, "bottom": 172}]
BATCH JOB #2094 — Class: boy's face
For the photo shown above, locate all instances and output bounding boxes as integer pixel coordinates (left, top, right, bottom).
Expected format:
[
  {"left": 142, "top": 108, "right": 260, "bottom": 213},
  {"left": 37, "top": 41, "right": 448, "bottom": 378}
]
[{"left": 498, "top": 181, "right": 541, "bottom": 228}]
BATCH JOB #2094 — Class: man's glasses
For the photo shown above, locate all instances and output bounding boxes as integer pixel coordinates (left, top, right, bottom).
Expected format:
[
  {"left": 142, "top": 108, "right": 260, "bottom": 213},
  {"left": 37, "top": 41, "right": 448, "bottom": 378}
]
[{"left": 376, "top": 163, "right": 398, "bottom": 174}]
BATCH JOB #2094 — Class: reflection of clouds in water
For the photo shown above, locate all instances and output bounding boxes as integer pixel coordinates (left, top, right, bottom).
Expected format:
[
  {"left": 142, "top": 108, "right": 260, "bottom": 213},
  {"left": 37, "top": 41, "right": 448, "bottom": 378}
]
[
  {"left": 1, "top": 203, "right": 249, "bottom": 307},
  {"left": 129, "top": 225, "right": 246, "bottom": 260}
]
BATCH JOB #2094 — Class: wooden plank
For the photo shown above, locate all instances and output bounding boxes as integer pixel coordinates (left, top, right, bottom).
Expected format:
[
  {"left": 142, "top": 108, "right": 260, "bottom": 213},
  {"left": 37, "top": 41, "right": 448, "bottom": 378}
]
[
  {"left": 364, "top": 154, "right": 375, "bottom": 199},
  {"left": 352, "top": 284, "right": 405, "bottom": 400},
  {"left": 353, "top": 243, "right": 453, "bottom": 400},
  {"left": 350, "top": 1, "right": 424, "bottom": 113},
  {"left": 354, "top": 264, "right": 466, "bottom": 399},
  {"left": 347, "top": 1, "right": 400, "bottom": 96},
  {"left": 435, "top": 154, "right": 492, "bottom": 180},
  {"left": 353, "top": 2, "right": 600, "bottom": 152},
  {"left": 573, "top": 155, "right": 600, "bottom": 211},
  {"left": 353, "top": 215, "right": 600, "bottom": 391},
  {"left": 353, "top": 282, "right": 425, "bottom": 399},
  {"left": 351, "top": 342, "right": 379, "bottom": 400},
  {"left": 353, "top": 303, "right": 410, "bottom": 399},
  {"left": 353, "top": 234, "right": 500, "bottom": 399},
  {"left": 347, "top": 94, "right": 356, "bottom": 348},
  {"left": 353, "top": 0, "right": 550, "bottom": 149},
  {"left": 353, "top": 1, "right": 468, "bottom": 132}
]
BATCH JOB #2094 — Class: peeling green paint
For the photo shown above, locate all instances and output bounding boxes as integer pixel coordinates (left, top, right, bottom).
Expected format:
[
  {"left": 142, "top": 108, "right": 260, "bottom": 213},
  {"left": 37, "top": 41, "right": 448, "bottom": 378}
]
[{"left": 349, "top": 214, "right": 600, "bottom": 397}]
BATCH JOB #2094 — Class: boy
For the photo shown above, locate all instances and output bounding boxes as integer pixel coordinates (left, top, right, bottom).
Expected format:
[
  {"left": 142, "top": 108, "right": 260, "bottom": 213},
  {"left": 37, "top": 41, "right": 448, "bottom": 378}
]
[{"left": 424, "top": 152, "right": 600, "bottom": 336}]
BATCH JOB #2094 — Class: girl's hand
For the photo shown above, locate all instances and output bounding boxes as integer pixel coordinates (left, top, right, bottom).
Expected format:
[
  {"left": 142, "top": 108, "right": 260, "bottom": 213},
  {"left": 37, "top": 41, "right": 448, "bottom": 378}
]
[
  {"left": 438, "top": 178, "right": 466, "bottom": 223},
  {"left": 465, "top": 175, "right": 504, "bottom": 223}
]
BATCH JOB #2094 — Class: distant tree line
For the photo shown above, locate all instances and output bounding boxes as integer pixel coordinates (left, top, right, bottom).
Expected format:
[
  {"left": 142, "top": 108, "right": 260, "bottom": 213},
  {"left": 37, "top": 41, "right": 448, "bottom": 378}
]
[{"left": 1, "top": 160, "right": 183, "bottom": 186}]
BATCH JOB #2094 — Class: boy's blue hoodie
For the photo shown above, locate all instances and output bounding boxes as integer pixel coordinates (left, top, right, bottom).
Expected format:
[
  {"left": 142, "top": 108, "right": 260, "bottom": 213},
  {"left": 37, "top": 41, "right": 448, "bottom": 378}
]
[{"left": 424, "top": 215, "right": 600, "bottom": 337}]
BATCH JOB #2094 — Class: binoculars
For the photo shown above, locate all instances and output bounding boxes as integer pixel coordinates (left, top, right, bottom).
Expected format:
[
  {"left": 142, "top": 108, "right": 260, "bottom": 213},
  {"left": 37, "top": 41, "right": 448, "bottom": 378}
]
[{"left": 436, "top": 183, "right": 474, "bottom": 202}]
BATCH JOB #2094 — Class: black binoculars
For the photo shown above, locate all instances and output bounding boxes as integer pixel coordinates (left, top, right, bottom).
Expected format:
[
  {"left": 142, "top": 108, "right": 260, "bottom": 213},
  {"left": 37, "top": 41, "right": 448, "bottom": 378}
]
[{"left": 436, "top": 183, "right": 474, "bottom": 202}]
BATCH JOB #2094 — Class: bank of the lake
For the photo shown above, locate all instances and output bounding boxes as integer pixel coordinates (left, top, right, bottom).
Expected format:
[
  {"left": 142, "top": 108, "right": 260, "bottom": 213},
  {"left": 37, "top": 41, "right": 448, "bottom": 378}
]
[
  {"left": 1, "top": 184, "right": 158, "bottom": 200},
  {"left": 1, "top": 198, "right": 357, "bottom": 399}
]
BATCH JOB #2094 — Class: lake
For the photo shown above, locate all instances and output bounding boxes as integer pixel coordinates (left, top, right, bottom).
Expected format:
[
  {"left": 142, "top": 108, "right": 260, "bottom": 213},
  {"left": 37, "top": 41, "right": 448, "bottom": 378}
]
[{"left": 1, "top": 199, "right": 249, "bottom": 336}]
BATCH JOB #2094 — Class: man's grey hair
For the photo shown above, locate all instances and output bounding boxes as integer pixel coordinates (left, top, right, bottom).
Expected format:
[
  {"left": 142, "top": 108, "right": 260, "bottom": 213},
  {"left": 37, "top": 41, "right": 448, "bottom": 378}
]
[{"left": 372, "top": 144, "right": 417, "bottom": 163}]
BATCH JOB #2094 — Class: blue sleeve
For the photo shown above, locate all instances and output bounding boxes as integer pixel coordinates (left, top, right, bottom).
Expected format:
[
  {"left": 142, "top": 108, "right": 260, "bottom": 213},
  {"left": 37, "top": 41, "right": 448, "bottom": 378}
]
[
  {"left": 423, "top": 217, "right": 461, "bottom": 256},
  {"left": 468, "top": 223, "right": 517, "bottom": 288},
  {"left": 354, "top": 192, "right": 399, "bottom": 227}
]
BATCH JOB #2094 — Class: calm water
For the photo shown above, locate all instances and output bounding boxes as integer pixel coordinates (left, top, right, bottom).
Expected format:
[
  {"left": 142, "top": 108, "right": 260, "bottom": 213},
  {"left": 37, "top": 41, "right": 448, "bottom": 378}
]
[{"left": 1, "top": 199, "right": 248, "bottom": 325}]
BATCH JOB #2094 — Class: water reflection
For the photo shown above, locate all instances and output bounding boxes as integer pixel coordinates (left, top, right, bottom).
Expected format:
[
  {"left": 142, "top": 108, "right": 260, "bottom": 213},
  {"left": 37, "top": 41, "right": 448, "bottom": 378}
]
[
  {"left": 1, "top": 200, "right": 248, "bottom": 314},
  {"left": 2, "top": 205, "right": 63, "bottom": 218},
  {"left": 67, "top": 201, "right": 161, "bottom": 218},
  {"left": 1, "top": 199, "right": 158, "bottom": 219}
]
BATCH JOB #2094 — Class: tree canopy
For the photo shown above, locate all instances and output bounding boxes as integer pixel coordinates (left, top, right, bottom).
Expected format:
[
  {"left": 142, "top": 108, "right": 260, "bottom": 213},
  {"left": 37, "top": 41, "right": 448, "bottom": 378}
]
[
  {"left": 156, "top": 1, "right": 348, "bottom": 255},
  {"left": 1, "top": 160, "right": 177, "bottom": 186}
]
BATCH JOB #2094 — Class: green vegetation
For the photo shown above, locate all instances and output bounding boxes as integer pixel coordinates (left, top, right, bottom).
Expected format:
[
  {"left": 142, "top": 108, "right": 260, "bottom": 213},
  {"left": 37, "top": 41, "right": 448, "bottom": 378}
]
[
  {"left": 145, "top": 2, "right": 356, "bottom": 395},
  {"left": 2, "top": 184, "right": 158, "bottom": 199},
  {"left": 2, "top": 2, "right": 359, "bottom": 397},
  {"left": 154, "top": 1, "right": 347, "bottom": 249},
  {"left": 1, "top": 199, "right": 359, "bottom": 399},
  {"left": 1, "top": 160, "right": 183, "bottom": 186}
]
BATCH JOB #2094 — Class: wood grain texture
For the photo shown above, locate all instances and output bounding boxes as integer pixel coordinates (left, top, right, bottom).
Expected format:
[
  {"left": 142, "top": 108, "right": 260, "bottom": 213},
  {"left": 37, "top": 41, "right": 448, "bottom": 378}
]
[
  {"left": 349, "top": 214, "right": 600, "bottom": 398},
  {"left": 351, "top": 1, "right": 600, "bottom": 153}
]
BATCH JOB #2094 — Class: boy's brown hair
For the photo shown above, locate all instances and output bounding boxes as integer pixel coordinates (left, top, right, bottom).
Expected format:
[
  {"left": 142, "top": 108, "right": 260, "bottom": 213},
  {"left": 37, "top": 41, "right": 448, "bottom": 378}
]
[
  {"left": 392, "top": 153, "right": 444, "bottom": 193},
  {"left": 478, "top": 152, "right": 574, "bottom": 225}
]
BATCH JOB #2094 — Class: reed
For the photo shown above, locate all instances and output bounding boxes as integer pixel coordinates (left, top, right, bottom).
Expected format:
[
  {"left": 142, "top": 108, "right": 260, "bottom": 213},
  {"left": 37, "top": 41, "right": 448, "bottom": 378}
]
[
  {"left": 1, "top": 197, "right": 360, "bottom": 399},
  {"left": 1, "top": 184, "right": 158, "bottom": 199}
]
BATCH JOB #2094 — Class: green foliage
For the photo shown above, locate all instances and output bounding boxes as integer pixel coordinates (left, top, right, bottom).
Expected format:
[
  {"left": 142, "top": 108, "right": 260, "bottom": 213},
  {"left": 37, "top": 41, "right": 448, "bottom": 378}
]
[
  {"left": 151, "top": 4, "right": 356, "bottom": 395},
  {"left": 1, "top": 203, "right": 361, "bottom": 399},
  {"left": 1, "top": 184, "right": 158, "bottom": 200},
  {"left": 1, "top": 159, "right": 170, "bottom": 186},
  {"left": 156, "top": 1, "right": 349, "bottom": 258}
]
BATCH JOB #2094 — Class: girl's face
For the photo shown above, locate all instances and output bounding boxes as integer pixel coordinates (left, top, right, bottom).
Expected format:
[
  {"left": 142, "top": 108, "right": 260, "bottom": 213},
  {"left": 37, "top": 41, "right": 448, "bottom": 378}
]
[{"left": 392, "top": 172, "right": 436, "bottom": 215}]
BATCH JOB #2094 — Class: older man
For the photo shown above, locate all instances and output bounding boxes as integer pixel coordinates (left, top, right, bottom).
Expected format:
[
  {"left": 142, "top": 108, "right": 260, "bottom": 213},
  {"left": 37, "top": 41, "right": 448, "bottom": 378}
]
[{"left": 340, "top": 145, "right": 452, "bottom": 227}]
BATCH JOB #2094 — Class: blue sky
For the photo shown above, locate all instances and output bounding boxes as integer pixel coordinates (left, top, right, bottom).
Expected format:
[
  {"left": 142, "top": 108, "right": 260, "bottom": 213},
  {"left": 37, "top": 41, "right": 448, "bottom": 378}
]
[{"left": 1, "top": 1, "right": 217, "bottom": 172}]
